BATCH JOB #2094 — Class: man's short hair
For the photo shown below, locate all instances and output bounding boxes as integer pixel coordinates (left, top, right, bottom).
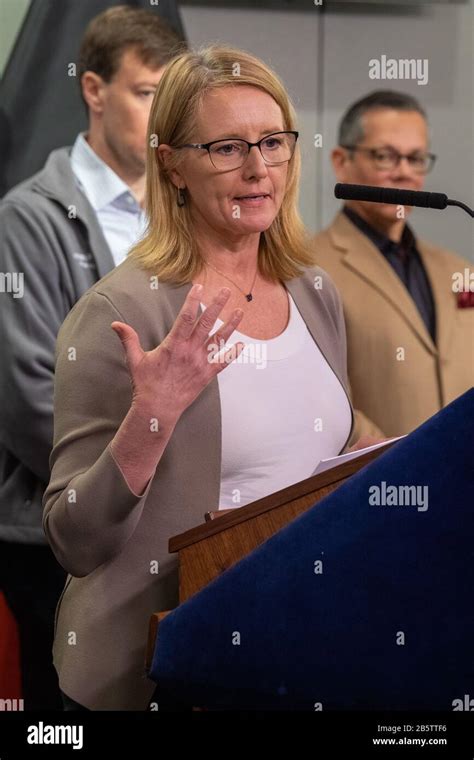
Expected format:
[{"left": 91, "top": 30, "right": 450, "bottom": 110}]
[
  {"left": 78, "top": 5, "right": 185, "bottom": 94},
  {"left": 338, "top": 90, "right": 427, "bottom": 147}
]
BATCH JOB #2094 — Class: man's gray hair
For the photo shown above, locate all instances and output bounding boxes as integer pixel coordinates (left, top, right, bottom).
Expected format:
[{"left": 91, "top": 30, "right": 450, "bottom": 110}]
[{"left": 338, "top": 90, "right": 427, "bottom": 147}]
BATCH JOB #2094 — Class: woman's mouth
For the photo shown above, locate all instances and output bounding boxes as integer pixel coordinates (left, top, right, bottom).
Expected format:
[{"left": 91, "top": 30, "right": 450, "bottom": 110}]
[{"left": 234, "top": 193, "right": 270, "bottom": 205}]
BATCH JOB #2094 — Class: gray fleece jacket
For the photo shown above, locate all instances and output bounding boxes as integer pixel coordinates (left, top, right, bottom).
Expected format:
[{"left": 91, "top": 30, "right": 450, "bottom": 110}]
[{"left": 0, "top": 146, "right": 115, "bottom": 543}]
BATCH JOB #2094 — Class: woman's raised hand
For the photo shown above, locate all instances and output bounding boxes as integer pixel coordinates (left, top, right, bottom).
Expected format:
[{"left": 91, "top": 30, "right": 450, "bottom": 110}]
[{"left": 111, "top": 284, "right": 245, "bottom": 422}]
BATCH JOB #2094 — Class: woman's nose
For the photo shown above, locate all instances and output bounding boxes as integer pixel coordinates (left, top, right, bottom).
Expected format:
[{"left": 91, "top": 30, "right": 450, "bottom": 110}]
[{"left": 242, "top": 145, "right": 269, "bottom": 178}]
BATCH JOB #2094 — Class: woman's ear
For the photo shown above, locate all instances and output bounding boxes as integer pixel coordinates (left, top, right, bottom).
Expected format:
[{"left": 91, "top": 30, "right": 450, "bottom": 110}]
[{"left": 157, "top": 144, "right": 184, "bottom": 189}]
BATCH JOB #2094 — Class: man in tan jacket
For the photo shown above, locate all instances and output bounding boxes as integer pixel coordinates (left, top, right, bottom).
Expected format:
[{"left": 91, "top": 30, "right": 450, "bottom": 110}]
[{"left": 313, "top": 90, "right": 473, "bottom": 438}]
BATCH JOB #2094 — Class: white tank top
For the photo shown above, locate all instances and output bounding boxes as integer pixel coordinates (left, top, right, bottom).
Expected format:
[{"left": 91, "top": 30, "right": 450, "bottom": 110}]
[{"left": 201, "top": 293, "right": 352, "bottom": 509}]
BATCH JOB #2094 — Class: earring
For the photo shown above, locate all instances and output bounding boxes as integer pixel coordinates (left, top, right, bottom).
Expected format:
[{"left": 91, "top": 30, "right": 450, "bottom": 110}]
[{"left": 177, "top": 187, "right": 186, "bottom": 207}]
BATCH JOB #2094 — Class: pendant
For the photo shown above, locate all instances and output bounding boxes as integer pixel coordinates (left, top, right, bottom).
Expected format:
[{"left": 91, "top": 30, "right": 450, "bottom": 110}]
[{"left": 246, "top": 293, "right": 253, "bottom": 302}]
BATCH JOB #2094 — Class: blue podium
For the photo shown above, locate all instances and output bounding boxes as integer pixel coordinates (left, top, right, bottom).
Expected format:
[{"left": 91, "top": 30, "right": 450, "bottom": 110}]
[{"left": 149, "top": 389, "right": 474, "bottom": 710}]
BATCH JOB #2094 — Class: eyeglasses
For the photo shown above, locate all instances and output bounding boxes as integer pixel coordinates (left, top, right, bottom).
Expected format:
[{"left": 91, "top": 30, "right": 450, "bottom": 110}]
[
  {"left": 341, "top": 145, "right": 437, "bottom": 174},
  {"left": 173, "top": 131, "right": 299, "bottom": 171}
]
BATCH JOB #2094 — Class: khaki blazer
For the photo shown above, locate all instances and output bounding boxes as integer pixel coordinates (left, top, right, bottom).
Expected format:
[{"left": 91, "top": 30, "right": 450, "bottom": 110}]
[
  {"left": 312, "top": 212, "right": 474, "bottom": 437},
  {"left": 43, "top": 253, "right": 354, "bottom": 710}
]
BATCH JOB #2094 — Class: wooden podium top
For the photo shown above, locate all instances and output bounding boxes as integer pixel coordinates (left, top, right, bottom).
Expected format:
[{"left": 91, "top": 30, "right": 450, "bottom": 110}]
[{"left": 169, "top": 440, "right": 395, "bottom": 554}]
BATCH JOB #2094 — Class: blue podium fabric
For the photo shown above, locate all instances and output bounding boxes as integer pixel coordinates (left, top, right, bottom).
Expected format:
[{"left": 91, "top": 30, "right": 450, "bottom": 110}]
[{"left": 149, "top": 389, "right": 474, "bottom": 710}]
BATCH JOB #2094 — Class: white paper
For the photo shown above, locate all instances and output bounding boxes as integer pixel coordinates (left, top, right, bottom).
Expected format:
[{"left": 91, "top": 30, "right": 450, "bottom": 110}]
[{"left": 311, "top": 436, "right": 406, "bottom": 477}]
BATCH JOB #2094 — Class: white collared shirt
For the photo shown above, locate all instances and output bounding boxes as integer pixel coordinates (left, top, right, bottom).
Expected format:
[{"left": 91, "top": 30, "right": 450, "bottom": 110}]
[{"left": 70, "top": 133, "right": 147, "bottom": 266}]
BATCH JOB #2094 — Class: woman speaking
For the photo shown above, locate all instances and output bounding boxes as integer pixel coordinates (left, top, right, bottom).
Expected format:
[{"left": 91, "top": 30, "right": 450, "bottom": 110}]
[{"left": 43, "top": 45, "right": 357, "bottom": 710}]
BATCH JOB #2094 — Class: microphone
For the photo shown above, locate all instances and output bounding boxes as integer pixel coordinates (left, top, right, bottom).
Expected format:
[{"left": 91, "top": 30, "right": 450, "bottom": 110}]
[{"left": 334, "top": 183, "right": 473, "bottom": 218}]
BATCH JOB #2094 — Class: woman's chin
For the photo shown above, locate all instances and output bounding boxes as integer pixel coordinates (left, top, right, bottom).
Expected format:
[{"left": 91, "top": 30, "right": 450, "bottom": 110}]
[{"left": 227, "top": 213, "right": 277, "bottom": 235}]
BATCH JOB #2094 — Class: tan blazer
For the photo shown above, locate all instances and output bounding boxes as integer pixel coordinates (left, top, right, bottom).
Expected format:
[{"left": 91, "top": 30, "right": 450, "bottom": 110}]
[
  {"left": 313, "top": 212, "right": 474, "bottom": 437},
  {"left": 43, "top": 253, "right": 354, "bottom": 710}
]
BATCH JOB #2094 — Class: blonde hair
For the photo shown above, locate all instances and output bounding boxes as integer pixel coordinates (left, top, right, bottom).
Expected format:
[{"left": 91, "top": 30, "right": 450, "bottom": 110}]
[{"left": 129, "top": 45, "right": 315, "bottom": 283}]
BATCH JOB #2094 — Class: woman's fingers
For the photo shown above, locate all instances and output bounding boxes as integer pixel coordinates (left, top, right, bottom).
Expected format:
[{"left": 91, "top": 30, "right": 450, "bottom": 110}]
[
  {"left": 347, "top": 435, "right": 387, "bottom": 452},
  {"left": 111, "top": 284, "right": 246, "bottom": 415},
  {"left": 169, "top": 284, "right": 206, "bottom": 343},
  {"left": 111, "top": 322, "right": 144, "bottom": 372},
  {"left": 192, "top": 287, "right": 232, "bottom": 343},
  {"left": 206, "top": 309, "right": 244, "bottom": 355}
]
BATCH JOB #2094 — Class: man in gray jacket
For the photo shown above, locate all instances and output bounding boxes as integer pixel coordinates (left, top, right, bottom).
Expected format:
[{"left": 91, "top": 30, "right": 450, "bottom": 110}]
[{"left": 0, "top": 6, "right": 182, "bottom": 709}]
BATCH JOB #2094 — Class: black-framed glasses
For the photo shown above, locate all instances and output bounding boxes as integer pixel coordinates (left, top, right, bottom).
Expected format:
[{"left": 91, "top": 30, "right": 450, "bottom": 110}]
[
  {"left": 341, "top": 145, "right": 437, "bottom": 174},
  {"left": 174, "top": 131, "right": 299, "bottom": 171}
]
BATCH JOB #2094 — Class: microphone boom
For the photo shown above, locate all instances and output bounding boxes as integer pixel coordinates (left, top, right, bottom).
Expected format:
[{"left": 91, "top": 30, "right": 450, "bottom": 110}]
[{"left": 334, "top": 183, "right": 473, "bottom": 218}]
